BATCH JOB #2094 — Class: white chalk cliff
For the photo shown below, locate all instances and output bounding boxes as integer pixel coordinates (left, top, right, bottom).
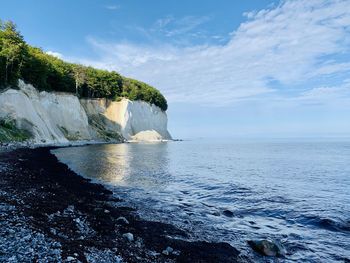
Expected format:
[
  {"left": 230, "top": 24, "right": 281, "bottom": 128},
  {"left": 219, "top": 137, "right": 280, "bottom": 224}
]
[
  {"left": 0, "top": 80, "right": 172, "bottom": 144},
  {"left": 80, "top": 98, "right": 171, "bottom": 141}
]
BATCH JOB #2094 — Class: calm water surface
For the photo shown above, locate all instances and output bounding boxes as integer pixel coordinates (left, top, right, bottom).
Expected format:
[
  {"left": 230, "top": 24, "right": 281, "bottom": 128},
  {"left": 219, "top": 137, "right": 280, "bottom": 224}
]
[{"left": 52, "top": 140, "right": 350, "bottom": 262}]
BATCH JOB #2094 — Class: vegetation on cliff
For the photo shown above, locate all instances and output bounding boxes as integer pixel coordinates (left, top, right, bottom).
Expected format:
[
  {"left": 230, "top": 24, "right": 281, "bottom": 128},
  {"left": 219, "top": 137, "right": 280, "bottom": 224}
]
[
  {"left": 0, "top": 118, "right": 32, "bottom": 143},
  {"left": 0, "top": 20, "right": 168, "bottom": 111}
]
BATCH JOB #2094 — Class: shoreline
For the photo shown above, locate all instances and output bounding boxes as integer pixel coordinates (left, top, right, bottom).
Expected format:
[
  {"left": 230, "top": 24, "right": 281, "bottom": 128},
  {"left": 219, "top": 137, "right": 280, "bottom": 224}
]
[
  {"left": 0, "top": 138, "right": 176, "bottom": 152},
  {"left": 0, "top": 140, "right": 121, "bottom": 151},
  {"left": 0, "top": 146, "right": 241, "bottom": 263}
]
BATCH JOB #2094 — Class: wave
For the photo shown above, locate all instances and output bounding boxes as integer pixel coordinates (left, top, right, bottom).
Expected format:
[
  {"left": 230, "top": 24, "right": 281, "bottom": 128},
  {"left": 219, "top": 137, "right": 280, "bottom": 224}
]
[{"left": 301, "top": 215, "right": 350, "bottom": 232}]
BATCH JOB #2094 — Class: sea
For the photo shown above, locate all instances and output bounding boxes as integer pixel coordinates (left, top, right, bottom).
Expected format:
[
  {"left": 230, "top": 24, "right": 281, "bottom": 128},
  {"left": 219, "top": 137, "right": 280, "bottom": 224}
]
[{"left": 52, "top": 139, "right": 350, "bottom": 262}]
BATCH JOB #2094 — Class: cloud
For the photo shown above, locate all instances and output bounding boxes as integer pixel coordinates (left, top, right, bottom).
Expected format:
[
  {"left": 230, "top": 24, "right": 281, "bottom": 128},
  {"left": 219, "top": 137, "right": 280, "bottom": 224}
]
[
  {"left": 75, "top": 0, "right": 350, "bottom": 106},
  {"left": 151, "top": 15, "right": 211, "bottom": 38},
  {"left": 46, "top": 51, "right": 63, "bottom": 59},
  {"left": 299, "top": 81, "right": 350, "bottom": 103},
  {"left": 105, "top": 5, "right": 120, "bottom": 10}
]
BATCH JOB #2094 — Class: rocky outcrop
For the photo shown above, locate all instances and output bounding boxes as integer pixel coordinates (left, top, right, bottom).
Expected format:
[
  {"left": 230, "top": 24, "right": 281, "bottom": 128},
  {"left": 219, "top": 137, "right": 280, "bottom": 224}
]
[
  {"left": 0, "top": 80, "right": 171, "bottom": 144},
  {"left": 80, "top": 98, "right": 172, "bottom": 141}
]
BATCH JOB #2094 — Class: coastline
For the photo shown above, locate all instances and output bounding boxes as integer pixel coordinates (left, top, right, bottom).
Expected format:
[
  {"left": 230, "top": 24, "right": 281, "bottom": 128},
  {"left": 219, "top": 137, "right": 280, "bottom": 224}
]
[
  {"left": 0, "top": 137, "right": 174, "bottom": 152},
  {"left": 0, "top": 146, "right": 241, "bottom": 263}
]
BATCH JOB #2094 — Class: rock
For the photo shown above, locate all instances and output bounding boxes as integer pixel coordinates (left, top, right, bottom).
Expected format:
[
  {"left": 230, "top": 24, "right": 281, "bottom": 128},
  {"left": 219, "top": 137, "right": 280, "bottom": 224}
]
[
  {"left": 104, "top": 209, "right": 110, "bottom": 214},
  {"left": 222, "top": 210, "right": 234, "bottom": 217},
  {"left": 66, "top": 256, "right": 76, "bottom": 261},
  {"left": 248, "top": 239, "right": 286, "bottom": 257},
  {"left": 162, "top": 246, "right": 174, "bottom": 256},
  {"left": 117, "top": 217, "right": 129, "bottom": 225},
  {"left": 166, "top": 246, "right": 174, "bottom": 253},
  {"left": 148, "top": 251, "right": 161, "bottom": 257},
  {"left": 135, "top": 241, "right": 142, "bottom": 248},
  {"left": 81, "top": 97, "right": 172, "bottom": 141},
  {"left": 65, "top": 205, "right": 75, "bottom": 214},
  {"left": 122, "top": 233, "right": 134, "bottom": 242},
  {"left": 50, "top": 228, "right": 57, "bottom": 235},
  {"left": 8, "top": 256, "right": 17, "bottom": 261}
]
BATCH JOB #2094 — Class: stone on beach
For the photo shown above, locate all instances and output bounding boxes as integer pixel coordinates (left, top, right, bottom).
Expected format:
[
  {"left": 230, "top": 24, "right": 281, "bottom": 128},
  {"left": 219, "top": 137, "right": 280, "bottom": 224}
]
[
  {"left": 0, "top": 147, "right": 242, "bottom": 262},
  {"left": 116, "top": 217, "right": 129, "bottom": 225},
  {"left": 162, "top": 246, "right": 174, "bottom": 255},
  {"left": 248, "top": 239, "right": 286, "bottom": 257},
  {"left": 122, "top": 233, "right": 134, "bottom": 242}
]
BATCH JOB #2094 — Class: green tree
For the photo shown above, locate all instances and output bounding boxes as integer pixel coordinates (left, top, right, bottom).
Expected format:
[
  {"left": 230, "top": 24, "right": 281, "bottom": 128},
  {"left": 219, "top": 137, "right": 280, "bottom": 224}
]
[
  {"left": 0, "top": 20, "right": 27, "bottom": 87},
  {"left": 21, "top": 46, "right": 50, "bottom": 90},
  {"left": 72, "top": 64, "right": 87, "bottom": 96}
]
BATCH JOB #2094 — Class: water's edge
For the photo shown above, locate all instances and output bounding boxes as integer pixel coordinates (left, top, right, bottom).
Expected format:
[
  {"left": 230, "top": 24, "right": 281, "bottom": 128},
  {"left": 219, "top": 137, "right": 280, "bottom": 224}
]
[
  {"left": 0, "top": 146, "right": 242, "bottom": 262},
  {"left": 51, "top": 141, "right": 350, "bottom": 263}
]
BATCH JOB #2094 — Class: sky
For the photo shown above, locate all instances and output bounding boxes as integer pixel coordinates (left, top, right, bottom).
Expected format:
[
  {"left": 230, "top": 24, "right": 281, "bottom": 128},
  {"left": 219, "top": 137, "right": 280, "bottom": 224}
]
[{"left": 1, "top": 0, "right": 350, "bottom": 139}]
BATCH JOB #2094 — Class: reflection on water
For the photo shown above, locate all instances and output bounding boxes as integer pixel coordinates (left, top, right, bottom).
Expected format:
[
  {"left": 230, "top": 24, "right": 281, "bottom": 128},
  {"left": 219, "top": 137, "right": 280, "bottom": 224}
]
[
  {"left": 52, "top": 141, "right": 350, "bottom": 262},
  {"left": 52, "top": 143, "right": 171, "bottom": 189}
]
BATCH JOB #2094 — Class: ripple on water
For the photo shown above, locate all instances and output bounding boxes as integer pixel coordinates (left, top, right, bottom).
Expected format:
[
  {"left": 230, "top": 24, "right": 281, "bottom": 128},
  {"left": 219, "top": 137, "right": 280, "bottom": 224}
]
[
  {"left": 52, "top": 141, "right": 350, "bottom": 262},
  {"left": 298, "top": 215, "right": 350, "bottom": 232}
]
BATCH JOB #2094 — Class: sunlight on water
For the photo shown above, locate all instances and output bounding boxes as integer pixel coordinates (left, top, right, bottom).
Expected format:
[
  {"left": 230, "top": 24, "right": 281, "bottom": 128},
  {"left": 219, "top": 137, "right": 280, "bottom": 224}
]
[{"left": 52, "top": 140, "right": 350, "bottom": 262}]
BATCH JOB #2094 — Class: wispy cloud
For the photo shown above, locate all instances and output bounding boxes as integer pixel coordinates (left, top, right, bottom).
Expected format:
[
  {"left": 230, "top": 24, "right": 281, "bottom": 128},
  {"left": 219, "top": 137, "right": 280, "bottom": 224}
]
[
  {"left": 299, "top": 80, "right": 350, "bottom": 103},
  {"left": 75, "top": 0, "right": 350, "bottom": 107},
  {"left": 151, "top": 15, "right": 211, "bottom": 37},
  {"left": 105, "top": 5, "right": 120, "bottom": 10}
]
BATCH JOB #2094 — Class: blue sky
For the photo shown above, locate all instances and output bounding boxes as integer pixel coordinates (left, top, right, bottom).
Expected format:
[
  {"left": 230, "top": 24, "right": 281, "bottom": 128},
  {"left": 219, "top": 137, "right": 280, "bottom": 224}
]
[{"left": 1, "top": 0, "right": 350, "bottom": 139}]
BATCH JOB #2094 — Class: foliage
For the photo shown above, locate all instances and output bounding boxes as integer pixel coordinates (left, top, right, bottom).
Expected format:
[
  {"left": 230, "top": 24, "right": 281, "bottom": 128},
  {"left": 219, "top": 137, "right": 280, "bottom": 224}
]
[
  {"left": 0, "top": 118, "right": 32, "bottom": 142},
  {"left": 0, "top": 20, "right": 27, "bottom": 87},
  {"left": 121, "top": 78, "right": 168, "bottom": 111},
  {"left": 0, "top": 20, "right": 168, "bottom": 111}
]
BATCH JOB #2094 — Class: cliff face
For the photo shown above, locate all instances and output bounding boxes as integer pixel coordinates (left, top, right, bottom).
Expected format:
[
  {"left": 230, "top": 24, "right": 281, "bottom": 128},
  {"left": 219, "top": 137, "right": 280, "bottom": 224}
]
[
  {"left": 80, "top": 98, "right": 171, "bottom": 141},
  {"left": 0, "top": 80, "right": 172, "bottom": 144}
]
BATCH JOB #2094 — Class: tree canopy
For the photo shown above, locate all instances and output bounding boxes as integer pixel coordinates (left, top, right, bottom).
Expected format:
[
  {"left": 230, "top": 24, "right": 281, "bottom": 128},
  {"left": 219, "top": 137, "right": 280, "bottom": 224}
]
[{"left": 0, "top": 20, "right": 168, "bottom": 111}]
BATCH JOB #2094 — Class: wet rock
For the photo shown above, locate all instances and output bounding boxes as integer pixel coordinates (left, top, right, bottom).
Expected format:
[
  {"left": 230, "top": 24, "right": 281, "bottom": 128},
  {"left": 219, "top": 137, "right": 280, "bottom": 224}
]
[
  {"left": 66, "top": 256, "right": 75, "bottom": 261},
  {"left": 122, "top": 233, "right": 134, "bottom": 242},
  {"left": 223, "top": 210, "right": 234, "bottom": 217},
  {"left": 248, "top": 239, "right": 286, "bottom": 257},
  {"left": 84, "top": 247, "right": 123, "bottom": 263},
  {"left": 162, "top": 246, "right": 174, "bottom": 255},
  {"left": 116, "top": 217, "right": 129, "bottom": 225},
  {"left": 148, "top": 251, "right": 160, "bottom": 257},
  {"left": 50, "top": 228, "right": 57, "bottom": 235},
  {"left": 63, "top": 205, "right": 75, "bottom": 216},
  {"left": 135, "top": 241, "right": 142, "bottom": 248},
  {"left": 8, "top": 256, "right": 17, "bottom": 262}
]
